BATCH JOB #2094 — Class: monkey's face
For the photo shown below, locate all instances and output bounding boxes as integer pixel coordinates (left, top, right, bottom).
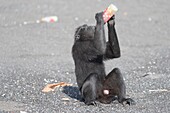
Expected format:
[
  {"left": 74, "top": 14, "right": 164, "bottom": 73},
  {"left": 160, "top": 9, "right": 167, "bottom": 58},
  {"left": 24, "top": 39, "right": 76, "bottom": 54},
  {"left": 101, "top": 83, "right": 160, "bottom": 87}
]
[{"left": 75, "top": 24, "right": 95, "bottom": 41}]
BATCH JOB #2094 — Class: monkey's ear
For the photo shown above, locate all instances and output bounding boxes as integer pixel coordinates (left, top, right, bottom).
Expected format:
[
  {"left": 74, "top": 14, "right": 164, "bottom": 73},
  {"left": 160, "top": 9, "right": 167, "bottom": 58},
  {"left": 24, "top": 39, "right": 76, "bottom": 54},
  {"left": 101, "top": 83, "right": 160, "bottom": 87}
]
[{"left": 75, "top": 35, "right": 80, "bottom": 40}]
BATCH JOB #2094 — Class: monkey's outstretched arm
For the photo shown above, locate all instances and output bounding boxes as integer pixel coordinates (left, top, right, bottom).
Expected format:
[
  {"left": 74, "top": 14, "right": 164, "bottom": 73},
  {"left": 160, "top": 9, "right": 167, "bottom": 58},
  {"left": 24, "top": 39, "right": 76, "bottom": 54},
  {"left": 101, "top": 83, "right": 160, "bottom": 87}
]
[{"left": 105, "top": 16, "right": 121, "bottom": 59}]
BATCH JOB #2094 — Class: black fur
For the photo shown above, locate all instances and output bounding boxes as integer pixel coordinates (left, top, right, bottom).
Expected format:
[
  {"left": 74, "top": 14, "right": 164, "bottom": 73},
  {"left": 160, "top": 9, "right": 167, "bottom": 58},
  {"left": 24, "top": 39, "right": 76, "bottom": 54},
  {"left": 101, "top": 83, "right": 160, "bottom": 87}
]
[{"left": 72, "top": 12, "right": 135, "bottom": 105}]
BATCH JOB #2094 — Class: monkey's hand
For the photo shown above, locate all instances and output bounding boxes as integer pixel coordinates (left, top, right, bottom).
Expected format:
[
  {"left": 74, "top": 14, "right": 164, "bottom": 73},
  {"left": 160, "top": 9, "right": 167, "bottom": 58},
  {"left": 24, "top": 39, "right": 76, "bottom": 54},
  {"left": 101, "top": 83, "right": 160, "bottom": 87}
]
[
  {"left": 95, "top": 12, "right": 104, "bottom": 24},
  {"left": 107, "top": 15, "right": 115, "bottom": 26}
]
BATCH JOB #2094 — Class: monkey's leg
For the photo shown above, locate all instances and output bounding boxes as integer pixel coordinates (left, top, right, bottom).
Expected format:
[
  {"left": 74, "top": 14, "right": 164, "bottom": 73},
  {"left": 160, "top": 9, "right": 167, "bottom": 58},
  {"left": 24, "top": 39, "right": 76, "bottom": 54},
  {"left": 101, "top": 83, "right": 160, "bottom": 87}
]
[
  {"left": 104, "top": 68, "right": 136, "bottom": 105},
  {"left": 81, "top": 73, "right": 99, "bottom": 105}
]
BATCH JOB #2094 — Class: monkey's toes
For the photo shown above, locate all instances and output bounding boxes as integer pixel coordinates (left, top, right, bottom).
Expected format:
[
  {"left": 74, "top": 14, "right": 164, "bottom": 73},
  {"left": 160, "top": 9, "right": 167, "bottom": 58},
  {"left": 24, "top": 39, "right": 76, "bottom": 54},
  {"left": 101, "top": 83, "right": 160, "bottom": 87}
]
[{"left": 124, "top": 98, "right": 136, "bottom": 105}]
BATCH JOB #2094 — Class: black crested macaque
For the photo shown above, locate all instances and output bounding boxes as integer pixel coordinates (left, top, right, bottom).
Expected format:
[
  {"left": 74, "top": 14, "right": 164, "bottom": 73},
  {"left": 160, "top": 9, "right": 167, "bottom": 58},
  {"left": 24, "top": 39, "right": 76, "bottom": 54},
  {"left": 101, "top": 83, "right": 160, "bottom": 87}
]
[{"left": 72, "top": 12, "right": 135, "bottom": 105}]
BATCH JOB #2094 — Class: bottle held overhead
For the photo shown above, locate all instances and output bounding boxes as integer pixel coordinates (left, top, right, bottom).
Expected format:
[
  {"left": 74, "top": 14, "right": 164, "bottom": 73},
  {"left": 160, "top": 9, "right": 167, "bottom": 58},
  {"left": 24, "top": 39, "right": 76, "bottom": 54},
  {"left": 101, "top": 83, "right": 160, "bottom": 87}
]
[{"left": 103, "top": 4, "right": 118, "bottom": 23}]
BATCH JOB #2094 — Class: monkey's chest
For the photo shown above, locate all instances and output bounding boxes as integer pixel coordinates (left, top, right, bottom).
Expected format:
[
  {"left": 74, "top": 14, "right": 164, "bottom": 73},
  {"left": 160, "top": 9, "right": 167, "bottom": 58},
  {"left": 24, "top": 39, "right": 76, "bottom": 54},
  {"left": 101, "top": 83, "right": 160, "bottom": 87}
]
[{"left": 75, "top": 63, "right": 106, "bottom": 89}]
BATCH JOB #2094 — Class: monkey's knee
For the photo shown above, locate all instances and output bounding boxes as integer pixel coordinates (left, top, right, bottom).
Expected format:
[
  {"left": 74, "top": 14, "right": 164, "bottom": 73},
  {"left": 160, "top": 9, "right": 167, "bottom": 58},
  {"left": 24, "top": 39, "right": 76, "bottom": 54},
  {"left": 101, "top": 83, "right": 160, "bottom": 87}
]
[
  {"left": 112, "top": 68, "right": 121, "bottom": 75},
  {"left": 106, "top": 68, "right": 122, "bottom": 80}
]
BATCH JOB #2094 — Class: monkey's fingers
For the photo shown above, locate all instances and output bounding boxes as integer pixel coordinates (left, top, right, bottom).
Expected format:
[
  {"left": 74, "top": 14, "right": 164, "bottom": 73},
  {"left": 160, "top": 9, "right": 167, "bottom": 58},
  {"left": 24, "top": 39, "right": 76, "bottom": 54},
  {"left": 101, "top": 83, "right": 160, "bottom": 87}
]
[{"left": 123, "top": 98, "right": 136, "bottom": 106}]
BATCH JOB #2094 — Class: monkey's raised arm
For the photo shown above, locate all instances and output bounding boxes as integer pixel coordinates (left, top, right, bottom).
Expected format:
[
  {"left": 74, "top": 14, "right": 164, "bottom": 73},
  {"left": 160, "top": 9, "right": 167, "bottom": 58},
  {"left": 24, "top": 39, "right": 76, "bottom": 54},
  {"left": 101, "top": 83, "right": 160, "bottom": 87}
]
[
  {"left": 105, "top": 16, "right": 121, "bottom": 59},
  {"left": 93, "top": 12, "right": 106, "bottom": 55}
]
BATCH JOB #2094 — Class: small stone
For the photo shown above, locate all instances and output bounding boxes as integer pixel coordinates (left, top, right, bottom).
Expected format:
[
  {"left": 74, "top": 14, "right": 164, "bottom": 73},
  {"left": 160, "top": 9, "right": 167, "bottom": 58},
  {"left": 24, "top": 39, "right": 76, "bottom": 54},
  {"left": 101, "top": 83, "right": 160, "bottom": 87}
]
[
  {"left": 20, "top": 111, "right": 27, "bottom": 113},
  {"left": 23, "top": 21, "right": 28, "bottom": 25},
  {"left": 36, "top": 20, "right": 40, "bottom": 23},
  {"left": 61, "top": 97, "right": 70, "bottom": 101},
  {"left": 1, "top": 94, "right": 6, "bottom": 97},
  {"left": 148, "top": 17, "right": 152, "bottom": 21},
  {"left": 51, "top": 53, "right": 55, "bottom": 56},
  {"left": 75, "top": 17, "right": 79, "bottom": 21}
]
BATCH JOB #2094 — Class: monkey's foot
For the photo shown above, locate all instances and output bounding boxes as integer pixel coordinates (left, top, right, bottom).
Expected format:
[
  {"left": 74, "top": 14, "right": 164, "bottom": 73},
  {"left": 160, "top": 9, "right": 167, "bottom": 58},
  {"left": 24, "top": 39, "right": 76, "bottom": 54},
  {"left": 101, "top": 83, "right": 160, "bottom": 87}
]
[
  {"left": 123, "top": 98, "right": 136, "bottom": 105},
  {"left": 85, "top": 101, "right": 97, "bottom": 106}
]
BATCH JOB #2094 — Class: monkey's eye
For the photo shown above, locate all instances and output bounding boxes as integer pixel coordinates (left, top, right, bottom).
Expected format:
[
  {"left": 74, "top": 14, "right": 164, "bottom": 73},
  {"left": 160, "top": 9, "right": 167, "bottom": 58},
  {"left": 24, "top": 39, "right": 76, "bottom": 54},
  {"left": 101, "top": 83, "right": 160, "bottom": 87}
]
[{"left": 75, "top": 35, "right": 80, "bottom": 40}]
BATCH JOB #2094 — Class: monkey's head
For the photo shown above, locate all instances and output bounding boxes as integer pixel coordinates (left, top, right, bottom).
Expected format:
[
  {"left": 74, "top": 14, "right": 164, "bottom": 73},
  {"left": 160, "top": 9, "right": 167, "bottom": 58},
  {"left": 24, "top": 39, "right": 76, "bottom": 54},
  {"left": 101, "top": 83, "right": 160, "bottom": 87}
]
[{"left": 74, "top": 24, "right": 95, "bottom": 41}]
